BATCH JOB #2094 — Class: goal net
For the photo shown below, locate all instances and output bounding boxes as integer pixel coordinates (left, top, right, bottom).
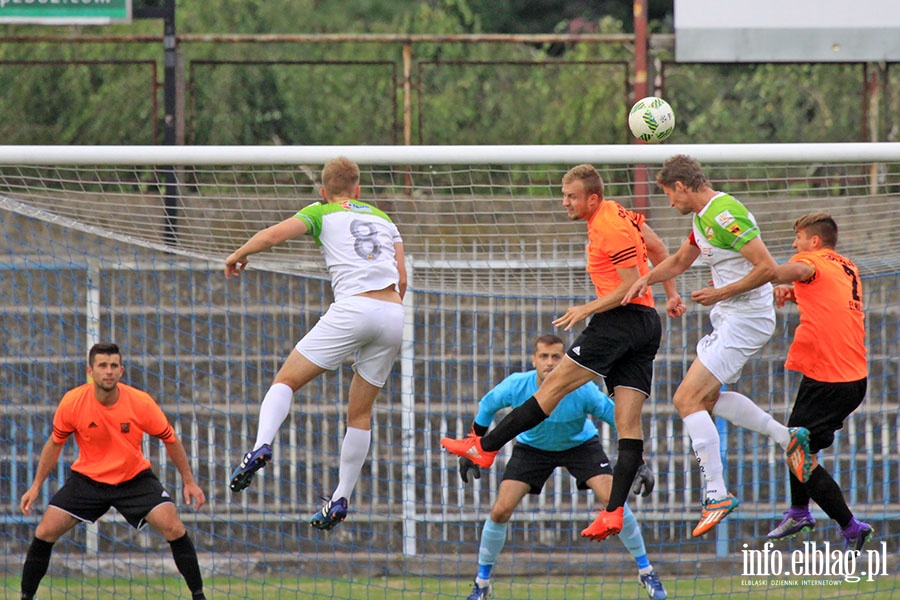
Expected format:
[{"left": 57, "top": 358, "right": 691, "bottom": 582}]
[{"left": 1, "top": 144, "right": 898, "bottom": 599}]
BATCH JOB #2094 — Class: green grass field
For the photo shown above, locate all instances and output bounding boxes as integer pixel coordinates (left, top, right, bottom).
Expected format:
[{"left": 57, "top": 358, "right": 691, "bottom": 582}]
[{"left": 3, "top": 575, "right": 898, "bottom": 599}]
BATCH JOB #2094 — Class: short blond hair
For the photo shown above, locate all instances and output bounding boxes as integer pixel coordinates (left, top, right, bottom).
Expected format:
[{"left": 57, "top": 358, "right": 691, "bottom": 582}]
[
  {"left": 562, "top": 164, "right": 604, "bottom": 198},
  {"left": 321, "top": 156, "right": 360, "bottom": 199}
]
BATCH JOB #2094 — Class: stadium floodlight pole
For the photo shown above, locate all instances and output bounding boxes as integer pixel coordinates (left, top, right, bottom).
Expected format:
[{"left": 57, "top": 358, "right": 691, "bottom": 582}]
[
  {"left": 135, "top": 0, "right": 179, "bottom": 247},
  {"left": 631, "top": 0, "right": 651, "bottom": 215},
  {"left": 162, "top": 0, "right": 179, "bottom": 247}
]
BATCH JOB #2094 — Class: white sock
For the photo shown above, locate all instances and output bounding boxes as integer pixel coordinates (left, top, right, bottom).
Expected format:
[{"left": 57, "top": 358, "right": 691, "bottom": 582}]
[
  {"left": 683, "top": 411, "right": 728, "bottom": 501},
  {"left": 332, "top": 427, "right": 372, "bottom": 502},
  {"left": 253, "top": 382, "right": 294, "bottom": 450},
  {"left": 713, "top": 390, "right": 790, "bottom": 449}
]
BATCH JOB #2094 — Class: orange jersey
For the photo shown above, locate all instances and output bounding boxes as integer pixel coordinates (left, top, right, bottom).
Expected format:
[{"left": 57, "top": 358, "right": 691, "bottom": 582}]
[
  {"left": 785, "top": 249, "right": 867, "bottom": 382},
  {"left": 52, "top": 382, "right": 175, "bottom": 485},
  {"left": 585, "top": 201, "right": 654, "bottom": 307}
]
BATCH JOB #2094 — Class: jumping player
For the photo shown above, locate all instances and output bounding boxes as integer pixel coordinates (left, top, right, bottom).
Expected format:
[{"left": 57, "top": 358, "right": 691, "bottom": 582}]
[
  {"left": 226, "top": 156, "right": 406, "bottom": 531},
  {"left": 442, "top": 163, "right": 684, "bottom": 543},
  {"left": 622, "top": 155, "right": 811, "bottom": 536}
]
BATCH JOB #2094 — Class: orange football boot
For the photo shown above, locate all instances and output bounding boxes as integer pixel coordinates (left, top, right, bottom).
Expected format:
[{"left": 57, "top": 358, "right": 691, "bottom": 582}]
[
  {"left": 440, "top": 433, "right": 498, "bottom": 469},
  {"left": 581, "top": 506, "right": 624, "bottom": 541}
]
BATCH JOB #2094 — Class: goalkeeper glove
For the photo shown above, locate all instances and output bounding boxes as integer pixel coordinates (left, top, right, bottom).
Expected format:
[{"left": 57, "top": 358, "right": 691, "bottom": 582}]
[
  {"left": 459, "top": 456, "right": 482, "bottom": 483},
  {"left": 631, "top": 462, "right": 655, "bottom": 497}
]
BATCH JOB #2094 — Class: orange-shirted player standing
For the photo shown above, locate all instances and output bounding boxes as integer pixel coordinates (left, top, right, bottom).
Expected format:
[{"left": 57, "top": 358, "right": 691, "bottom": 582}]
[
  {"left": 442, "top": 163, "right": 684, "bottom": 542},
  {"left": 18, "top": 342, "right": 208, "bottom": 600},
  {"left": 767, "top": 212, "right": 873, "bottom": 552}
]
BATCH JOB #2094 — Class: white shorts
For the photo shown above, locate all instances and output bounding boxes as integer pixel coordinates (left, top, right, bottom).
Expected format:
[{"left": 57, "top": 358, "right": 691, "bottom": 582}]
[
  {"left": 696, "top": 305, "right": 775, "bottom": 385},
  {"left": 296, "top": 295, "right": 404, "bottom": 387}
]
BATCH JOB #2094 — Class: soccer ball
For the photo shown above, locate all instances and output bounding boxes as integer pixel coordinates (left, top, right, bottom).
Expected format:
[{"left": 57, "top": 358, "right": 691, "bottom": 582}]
[{"left": 628, "top": 96, "right": 675, "bottom": 143}]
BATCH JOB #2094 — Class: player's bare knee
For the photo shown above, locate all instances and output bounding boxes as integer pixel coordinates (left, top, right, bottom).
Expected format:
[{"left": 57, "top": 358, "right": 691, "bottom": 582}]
[
  {"left": 489, "top": 507, "right": 514, "bottom": 523},
  {"left": 673, "top": 386, "right": 706, "bottom": 416},
  {"left": 589, "top": 475, "right": 612, "bottom": 506},
  {"left": 34, "top": 510, "right": 76, "bottom": 542},
  {"left": 157, "top": 521, "right": 187, "bottom": 541},
  {"left": 536, "top": 372, "right": 583, "bottom": 412},
  {"left": 615, "top": 413, "right": 643, "bottom": 439},
  {"left": 33, "top": 524, "right": 64, "bottom": 543},
  {"left": 272, "top": 374, "right": 304, "bottom": 392}
]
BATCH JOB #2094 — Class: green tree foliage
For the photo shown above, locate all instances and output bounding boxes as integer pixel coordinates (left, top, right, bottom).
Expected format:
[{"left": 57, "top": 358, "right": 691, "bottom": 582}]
[
  {"left": 663, "top": 63, "right": 866, "bottom": 144},
  {"left": 412, "top": 14, "right": 632, "bottom": 145},
  {"left": 189, "top": 61, "right": 397, "bottom": 145},
  {"left": 466, "top": 0, "right": 671, "bottom": 34},
  {"left": 0, "top": 61, "right": 156, "bottom": 144},
  {"left": 179, "top": 0, "right": 425, "bottom": 34},
  {"left": 0, "top": 0, "right": 889, "bottom": 147}
]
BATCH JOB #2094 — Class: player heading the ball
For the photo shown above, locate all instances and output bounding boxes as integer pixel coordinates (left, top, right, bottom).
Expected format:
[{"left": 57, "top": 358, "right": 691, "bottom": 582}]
[
  {"left": 442, "top": 163, "right": 684, "bottom": 543},
  {"left": 622, "top": 154, "right": 812, "bottom": 537}
]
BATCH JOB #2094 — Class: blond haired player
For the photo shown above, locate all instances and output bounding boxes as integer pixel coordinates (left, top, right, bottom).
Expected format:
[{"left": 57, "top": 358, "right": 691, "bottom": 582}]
[
  {"left": 226, "top": 157, "right": 406, "bottom": 531},
  {"left": 442, "top": 163, "right": 683, "bottom": 543}
]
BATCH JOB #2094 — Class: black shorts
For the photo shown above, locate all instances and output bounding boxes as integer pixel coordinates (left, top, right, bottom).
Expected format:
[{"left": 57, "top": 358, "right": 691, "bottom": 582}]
[
  {"left": 787, "top": 376, "right": 867, "bottom": 454},
  {"left": 566, "top": 304, "right": 661, "bottom": 396},
  {"left": 501, "top": 438, "right": 612, "bottom": 495},
  {"left": 48, "top": 469, "right": 173, "bottom": 530}
]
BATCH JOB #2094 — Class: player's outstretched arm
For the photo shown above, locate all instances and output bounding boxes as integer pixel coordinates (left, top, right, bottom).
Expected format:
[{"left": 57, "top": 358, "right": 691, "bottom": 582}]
[
  {"left": 692, "top": 237, "right": 776, "bottom": 306},
  {"left": 773, "top": 261, "right": 815, "bottom": 285},
  {"left": 20, "top": 438, "right": 65, "bottom": 515},
  {"left": 772, "top": 257, "right": 815, "bottom": 307},
  {"left": 555, "top": 266, "right": 642, "bottom": 331},
  {"left": 225, "top": 217, "right": 309, "bottom": 280},
  {"left": 623, "top": 238, "right": 698, "bottom": 307},
  {"left": 641, "top": 223, "right": 685, "bottom": 316},
  {"left": 163, "top": 438, "right": 207, "bottom": 510}
]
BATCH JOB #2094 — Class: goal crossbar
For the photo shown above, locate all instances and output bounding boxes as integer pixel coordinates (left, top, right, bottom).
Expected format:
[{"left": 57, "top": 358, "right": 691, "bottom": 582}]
[{"left": 1, "top": 142, "right": 899, "bottom": 165}]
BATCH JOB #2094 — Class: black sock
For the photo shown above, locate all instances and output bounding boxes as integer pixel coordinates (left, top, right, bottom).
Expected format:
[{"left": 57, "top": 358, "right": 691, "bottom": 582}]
[
  {"left": 169, "top": 533, "right": 205, "bottom": 597},
  {"left": 789, "top": 472, "right": 810, "bottom": 507},
  {"left": 481, "top": 396, "right": 548, "bottom": 452},
  {"left": 607, "top": 438, "right": 644, "bottom": 510},
  {"left": 21, "top": 537, "right": 54, "bottom": 600},
  {"left": 804, "top": 465, "right": 852, "bottom": 528}
]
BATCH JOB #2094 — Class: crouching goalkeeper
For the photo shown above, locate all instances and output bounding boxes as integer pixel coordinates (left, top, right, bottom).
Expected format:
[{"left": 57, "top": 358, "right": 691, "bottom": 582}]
[{"left": 455, "top": 335, "right": 667, "bottom": 600}]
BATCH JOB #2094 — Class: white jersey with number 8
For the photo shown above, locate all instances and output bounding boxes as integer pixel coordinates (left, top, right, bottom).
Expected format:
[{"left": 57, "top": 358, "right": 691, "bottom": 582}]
[{"left": 295, "top": 199, "right": 403, "bottom": 301}]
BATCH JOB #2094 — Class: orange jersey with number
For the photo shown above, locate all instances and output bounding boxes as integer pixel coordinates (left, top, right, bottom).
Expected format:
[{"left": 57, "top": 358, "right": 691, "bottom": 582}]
[
  {"left": 585, "top": 201, "right": 654, "bottom": 307},
  {"left": 52, "top": 382, "right": 175, "bottom": 485},
  {"left": 785, "top": 249, "right": 867, "bottom": 382}
]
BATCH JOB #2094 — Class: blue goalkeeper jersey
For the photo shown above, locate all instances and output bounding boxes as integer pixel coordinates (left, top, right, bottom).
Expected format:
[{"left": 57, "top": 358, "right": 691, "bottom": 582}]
[{"left": 473, "top": 371, "right": 616, "bottom": 452}]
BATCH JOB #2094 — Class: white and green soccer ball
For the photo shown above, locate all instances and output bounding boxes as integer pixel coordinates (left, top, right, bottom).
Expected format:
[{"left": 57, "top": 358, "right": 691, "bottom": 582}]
[{"left": 628, "top": 96, "right": 675, "bottom": 143}]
